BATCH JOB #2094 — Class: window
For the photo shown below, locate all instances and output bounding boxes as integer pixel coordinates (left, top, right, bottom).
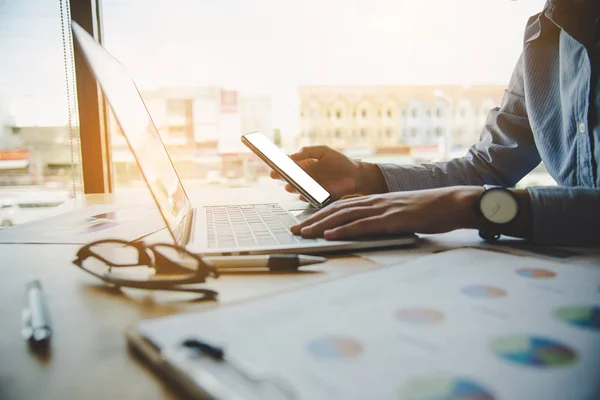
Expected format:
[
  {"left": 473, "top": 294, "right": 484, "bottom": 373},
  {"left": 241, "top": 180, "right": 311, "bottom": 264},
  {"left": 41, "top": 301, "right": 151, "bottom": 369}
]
[
  {"left": 436, "top": 108, "right": 443, "bottom": 117},
  {"left": 0, "top": 0, "right": 82, "bottom": 227},
  {"left": 167, "top": 98, "right": 187, "bottom": 116},
  {"left": 165, "top": 98, "right": 192, "bottom": 141},
  {"left": 335, "top": 129, "right": 341, "bottom": 138},
  {"left": 95, "top": 0, "right": 545, "bottom": 194},
  {"left": 435, "top": 127, "right": 443, "bottom": 137}
]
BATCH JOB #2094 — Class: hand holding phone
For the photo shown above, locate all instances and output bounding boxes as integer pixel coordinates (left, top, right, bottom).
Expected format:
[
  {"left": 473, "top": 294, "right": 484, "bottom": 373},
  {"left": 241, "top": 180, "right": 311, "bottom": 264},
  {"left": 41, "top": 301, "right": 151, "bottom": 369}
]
[{"left": 241, "top": 132, "right": 332, "bottom": 208}]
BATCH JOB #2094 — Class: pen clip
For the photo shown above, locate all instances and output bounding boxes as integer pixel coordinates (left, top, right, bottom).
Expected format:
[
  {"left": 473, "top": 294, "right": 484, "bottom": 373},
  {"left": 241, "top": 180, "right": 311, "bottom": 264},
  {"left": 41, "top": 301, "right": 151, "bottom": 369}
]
[{"left": 21, "top": 308, "right": 33, "bottom": 341}]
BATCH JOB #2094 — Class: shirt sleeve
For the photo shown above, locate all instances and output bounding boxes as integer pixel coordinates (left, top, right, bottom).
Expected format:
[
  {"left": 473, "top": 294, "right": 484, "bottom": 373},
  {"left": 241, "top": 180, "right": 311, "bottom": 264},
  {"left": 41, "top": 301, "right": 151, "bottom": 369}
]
[
  {"left": 377, "top": 52, "right": 542, "bottom": 192},
  {"left": 527, "top": 186, "right": 600, "bottom": 246},
  {"left": 377, "top": 163, "right": 435, "bottom": 191}
]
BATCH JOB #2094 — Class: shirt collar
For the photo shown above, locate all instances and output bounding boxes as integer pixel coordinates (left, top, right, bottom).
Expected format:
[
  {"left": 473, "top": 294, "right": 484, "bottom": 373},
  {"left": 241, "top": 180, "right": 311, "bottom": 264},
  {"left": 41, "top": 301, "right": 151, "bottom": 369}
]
[
  {"left": 541, "top": 0, "right": 600, "bottom": 46},
  {"left": 524, "top": 10, "right": 549, "bottom": 44}
]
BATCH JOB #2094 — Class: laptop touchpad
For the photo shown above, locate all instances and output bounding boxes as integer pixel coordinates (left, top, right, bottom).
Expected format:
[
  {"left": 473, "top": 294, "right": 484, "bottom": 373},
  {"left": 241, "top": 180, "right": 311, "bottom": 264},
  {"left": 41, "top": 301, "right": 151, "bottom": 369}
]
[{"left": 289, "top": 208, "right": 317, "bottom": 221}]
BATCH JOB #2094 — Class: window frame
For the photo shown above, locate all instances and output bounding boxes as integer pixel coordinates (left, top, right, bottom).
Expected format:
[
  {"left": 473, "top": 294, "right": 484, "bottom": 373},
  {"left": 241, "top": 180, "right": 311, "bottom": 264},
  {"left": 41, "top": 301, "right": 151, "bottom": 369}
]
[{"left": 70, "top": 0, "right": 113, "bottom": 194}]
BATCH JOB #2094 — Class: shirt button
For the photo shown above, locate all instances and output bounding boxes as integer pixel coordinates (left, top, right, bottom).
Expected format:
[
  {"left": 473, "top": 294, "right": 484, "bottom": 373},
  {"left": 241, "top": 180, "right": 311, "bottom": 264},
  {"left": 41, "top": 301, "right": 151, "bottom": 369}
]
[{"left": 579, "top": 122, "right": 586, "bottom": 133}]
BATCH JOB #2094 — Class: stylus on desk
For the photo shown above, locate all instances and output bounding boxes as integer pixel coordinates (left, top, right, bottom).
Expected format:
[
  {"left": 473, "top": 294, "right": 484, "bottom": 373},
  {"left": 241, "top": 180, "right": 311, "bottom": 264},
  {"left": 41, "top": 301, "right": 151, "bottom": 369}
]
[{"left": 202, "top": 254, "right": 326, "bottom": 272}]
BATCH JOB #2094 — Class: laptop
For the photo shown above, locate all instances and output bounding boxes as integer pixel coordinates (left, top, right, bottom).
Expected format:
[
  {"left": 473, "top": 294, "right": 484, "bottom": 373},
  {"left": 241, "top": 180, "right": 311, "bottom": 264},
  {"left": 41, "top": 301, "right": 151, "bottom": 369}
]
[{"left": 71, "top": 21, "right": 417, "bottom": 256}]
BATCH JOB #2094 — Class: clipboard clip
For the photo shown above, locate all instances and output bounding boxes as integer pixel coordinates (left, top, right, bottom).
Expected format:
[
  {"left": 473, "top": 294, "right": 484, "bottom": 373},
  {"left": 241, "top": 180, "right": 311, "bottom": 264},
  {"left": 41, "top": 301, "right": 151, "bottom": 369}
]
[{"left": 159, "top": 338, "right": 298, "bottom": 400}]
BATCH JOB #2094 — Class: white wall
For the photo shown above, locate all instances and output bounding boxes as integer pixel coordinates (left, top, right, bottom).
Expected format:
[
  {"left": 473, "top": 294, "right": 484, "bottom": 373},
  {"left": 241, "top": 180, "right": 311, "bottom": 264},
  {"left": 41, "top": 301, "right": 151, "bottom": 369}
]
[
  {"left": 240, "top": 96, "right": 273, "bottom": 140},
  {"left": 192, "top": 97, "right": 219, "bottom": 143},
  {"left": 217, "top": 112, "right": 244, "bottom": 153}
]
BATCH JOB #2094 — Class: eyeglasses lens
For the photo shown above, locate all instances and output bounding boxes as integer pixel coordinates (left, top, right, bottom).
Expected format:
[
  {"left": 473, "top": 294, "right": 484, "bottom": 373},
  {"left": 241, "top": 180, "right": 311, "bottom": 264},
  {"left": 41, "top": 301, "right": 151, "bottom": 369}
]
[
  {"left": 78, "top": 242, "right": 204, "bottom": 285},
  {"left": 150, "top": 244, "right": 203, "bottom": 274},
  {"left": 81, "top": 243, "right": 152, "bottom": 282}
]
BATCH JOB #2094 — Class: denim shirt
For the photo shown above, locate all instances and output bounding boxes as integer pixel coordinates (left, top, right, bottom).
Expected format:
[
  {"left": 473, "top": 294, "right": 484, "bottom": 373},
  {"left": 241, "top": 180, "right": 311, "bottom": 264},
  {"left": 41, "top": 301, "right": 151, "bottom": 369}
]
[{"left": 378, "top": 3, "right": 600, "bottom": 245}]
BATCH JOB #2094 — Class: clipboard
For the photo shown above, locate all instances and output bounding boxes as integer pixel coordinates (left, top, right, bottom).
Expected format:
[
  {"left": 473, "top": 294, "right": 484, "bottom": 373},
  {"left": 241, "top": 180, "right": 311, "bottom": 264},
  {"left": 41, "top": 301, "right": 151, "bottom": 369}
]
[
  {"left": 127, "top": 328, "right": 298, "bottom": 400},
  {"left": 126, "top": 248, "right": 600, "bottom": 400}
]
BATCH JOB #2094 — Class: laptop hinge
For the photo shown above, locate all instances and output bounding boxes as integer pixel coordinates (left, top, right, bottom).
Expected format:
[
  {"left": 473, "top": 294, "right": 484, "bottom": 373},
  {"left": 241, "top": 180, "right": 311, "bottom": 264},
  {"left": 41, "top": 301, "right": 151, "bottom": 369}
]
[{"left": 180, "top": 208, "right": 196, "bottom": 248}]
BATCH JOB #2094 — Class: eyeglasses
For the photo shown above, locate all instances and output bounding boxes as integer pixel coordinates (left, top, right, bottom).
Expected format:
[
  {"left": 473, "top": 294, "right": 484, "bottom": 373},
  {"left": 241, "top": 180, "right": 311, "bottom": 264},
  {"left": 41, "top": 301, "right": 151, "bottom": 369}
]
[{"left": 73, "top": 239, "right": 219, "bottom": 298}]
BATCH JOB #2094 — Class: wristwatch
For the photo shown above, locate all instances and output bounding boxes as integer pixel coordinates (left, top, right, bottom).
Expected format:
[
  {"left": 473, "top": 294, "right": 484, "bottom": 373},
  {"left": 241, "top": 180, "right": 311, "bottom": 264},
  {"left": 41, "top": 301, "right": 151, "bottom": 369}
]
[{"left": 478, "top": 185, "right": 520, "bottom": 241}]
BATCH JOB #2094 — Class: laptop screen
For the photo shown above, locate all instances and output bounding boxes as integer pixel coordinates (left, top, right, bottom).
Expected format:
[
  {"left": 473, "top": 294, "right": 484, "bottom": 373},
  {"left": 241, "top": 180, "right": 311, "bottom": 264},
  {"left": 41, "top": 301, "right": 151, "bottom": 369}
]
[{"left": 71, "top": 22, "right": 191, "bottom": 245}]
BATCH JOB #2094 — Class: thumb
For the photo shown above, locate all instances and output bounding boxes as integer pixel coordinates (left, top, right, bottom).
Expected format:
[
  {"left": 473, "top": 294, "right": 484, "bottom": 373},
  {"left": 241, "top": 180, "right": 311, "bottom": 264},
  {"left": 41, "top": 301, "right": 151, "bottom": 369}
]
[{"left": 290, "top": 145, "right": 328, "bottom": 161}]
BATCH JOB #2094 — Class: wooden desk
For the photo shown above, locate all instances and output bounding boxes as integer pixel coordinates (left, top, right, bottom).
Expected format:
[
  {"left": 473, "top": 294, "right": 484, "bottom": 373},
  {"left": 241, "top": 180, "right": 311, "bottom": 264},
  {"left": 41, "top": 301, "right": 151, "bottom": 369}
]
[
  {"left": 8, "top": 189, "right": 583, "bottom": 399},
  {"left": 0, "top": 192, "right": 383, "bottom": 400}
]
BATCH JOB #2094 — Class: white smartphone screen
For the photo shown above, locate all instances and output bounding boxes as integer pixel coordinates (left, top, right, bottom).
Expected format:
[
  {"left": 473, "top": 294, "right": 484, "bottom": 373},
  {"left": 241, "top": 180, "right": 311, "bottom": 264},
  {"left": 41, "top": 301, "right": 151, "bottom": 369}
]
[{"left": 242, "top": 132, "right": 331, "bottom": 206}]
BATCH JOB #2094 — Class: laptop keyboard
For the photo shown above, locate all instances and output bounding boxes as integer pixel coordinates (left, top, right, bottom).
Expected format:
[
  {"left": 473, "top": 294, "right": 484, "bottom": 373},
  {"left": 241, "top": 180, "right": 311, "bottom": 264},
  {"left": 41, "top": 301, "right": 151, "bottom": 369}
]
[{"left": 205, "top": 204, "right": 317, "bottom": 248}]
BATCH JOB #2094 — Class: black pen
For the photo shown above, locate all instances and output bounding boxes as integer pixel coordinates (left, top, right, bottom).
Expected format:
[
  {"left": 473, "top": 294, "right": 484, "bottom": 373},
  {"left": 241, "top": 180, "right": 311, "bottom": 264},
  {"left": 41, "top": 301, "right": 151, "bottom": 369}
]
[
  {"left": 22, "top": 280, "right": 52, "bottom": 345},
  {"left": 203, "top": 254, "right": 326, "bottom": 272}
]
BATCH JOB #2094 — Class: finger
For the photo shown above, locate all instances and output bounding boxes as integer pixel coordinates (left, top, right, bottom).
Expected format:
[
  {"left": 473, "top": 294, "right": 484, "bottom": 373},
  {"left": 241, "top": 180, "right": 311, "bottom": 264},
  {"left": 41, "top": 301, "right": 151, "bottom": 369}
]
[
  {"left": 269, "top": 170, "right": 281, "bottom": 180},
  {"left": 290, "top": 145, "right": 328, "bottom": 161},
  {"left": 299, "top": 194, "right": 308, "bottom": 202},
  {"left": 341, "top": 193, "right": 365, "bottom": 200},
  {"left": 290, "top": 197, "right": 374, "bottom": 234},
  {"left": 323, "top": 215, "right": 390, "bottom": 240},
  {"left": 284, "top": 184, "right": 297, "bottom": 193},
  {"left": 299, "top": 206, "right": 377, "bottom": 238}
]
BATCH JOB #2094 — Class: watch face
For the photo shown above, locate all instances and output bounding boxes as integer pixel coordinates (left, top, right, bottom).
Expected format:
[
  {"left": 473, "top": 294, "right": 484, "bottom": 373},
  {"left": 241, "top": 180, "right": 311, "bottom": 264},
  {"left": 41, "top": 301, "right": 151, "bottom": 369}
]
[{"left": 480, "top": 189, "right": 519, "bottom": 224}]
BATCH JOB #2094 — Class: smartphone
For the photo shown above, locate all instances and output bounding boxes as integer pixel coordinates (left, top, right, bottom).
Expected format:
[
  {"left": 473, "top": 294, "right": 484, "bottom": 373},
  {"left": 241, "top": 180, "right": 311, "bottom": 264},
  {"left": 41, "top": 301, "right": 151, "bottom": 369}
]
[{"left": 241, "top": 131, "right": 332, "bottom": 208}]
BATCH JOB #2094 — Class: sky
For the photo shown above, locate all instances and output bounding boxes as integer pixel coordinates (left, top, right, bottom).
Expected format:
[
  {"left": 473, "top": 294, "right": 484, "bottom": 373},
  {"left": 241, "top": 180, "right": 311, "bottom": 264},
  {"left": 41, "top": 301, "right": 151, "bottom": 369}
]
[{"left": 0, "top": 0, "right": 545, "bottom": 132}]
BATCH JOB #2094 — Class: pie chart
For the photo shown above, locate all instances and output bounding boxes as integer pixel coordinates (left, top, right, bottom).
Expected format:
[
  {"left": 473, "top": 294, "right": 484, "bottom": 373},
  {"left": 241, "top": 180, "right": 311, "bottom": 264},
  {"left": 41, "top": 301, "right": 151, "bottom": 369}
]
[
  {"left": 307, "top": 336, "right": 363, "bottom": 359},
  {"left": 555, "top": 306, "right": 600, "bottom": 330},
  {"left": 398, "top": 376, "right": 495, "bottom": 400},
  {"left": 516, "top": 268, "right": 556, "bottom": 279},
  {"left": 462, "top": 285, "right": 507, "bottom": 299},
  {"left": 396, "top": 308, "right": 445, "bottom": 325},
  {"left": 491, "top": 335, "right": 577, "bottom": 367}
]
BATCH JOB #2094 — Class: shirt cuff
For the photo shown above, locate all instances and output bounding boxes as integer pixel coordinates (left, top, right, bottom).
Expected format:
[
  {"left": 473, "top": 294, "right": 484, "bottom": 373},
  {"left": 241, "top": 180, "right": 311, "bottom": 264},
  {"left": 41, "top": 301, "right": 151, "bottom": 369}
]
[
  {"left": 527, "top": 186, "right": 599, "bottom": 246},
  {"left": 376, "top": 163, "right": 436, "bottom": 192}
]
